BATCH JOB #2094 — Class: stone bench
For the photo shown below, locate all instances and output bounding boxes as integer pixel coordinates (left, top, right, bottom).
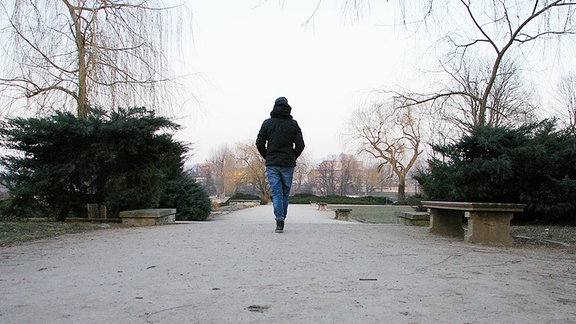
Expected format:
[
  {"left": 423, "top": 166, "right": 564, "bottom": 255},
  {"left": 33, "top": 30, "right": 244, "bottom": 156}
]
[
  {"left": 317, "top": 202, "right": 328, "bottom": 211},
  {"left": 396, "top": 211, "right": 430, "bottom": 226},
  {"left": 334, "top": 208, "right": 352, "bottom": 221},
  {"left": 119, "top": 209, "right": 176, "bottom": 226},
  {"left": 422, "top": 201, "right": 525, "bottom": 247}
]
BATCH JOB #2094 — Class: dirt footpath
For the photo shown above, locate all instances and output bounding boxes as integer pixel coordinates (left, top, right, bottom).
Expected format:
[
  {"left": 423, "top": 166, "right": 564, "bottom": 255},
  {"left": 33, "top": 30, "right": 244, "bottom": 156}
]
[{"left": 1, "top": 205, "right": 575, "bottom": 323}]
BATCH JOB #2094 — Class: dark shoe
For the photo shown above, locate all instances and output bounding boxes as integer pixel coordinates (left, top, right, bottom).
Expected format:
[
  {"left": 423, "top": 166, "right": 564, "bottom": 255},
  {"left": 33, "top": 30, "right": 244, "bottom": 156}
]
[{"left": 275, "top": 220, "right": 284, "bottom": 233}]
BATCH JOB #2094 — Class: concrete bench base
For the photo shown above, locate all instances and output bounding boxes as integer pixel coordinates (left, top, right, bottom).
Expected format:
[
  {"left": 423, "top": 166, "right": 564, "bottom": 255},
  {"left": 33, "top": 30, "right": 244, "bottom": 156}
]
[
  {"left": 119, "top": 209, "right": 176, "bottom": 226},
  {"left": 423, "top": 201, "right": 525, "bottom": 247},
  {"left": 396, "top": 211, "right": 430, "bottom": 226},
  {"left": 465, "top": 211, "right": 514, "bottom": 246}
]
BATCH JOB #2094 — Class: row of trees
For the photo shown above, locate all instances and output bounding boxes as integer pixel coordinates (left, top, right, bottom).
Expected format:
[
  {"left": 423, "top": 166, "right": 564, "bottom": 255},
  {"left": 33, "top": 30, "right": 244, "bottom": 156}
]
[
  {"left": 308, "top": 155, "right": 400, "bottom": 197},
  {"left": 193, "top": 146, "right": 406, "bottom": 203}
]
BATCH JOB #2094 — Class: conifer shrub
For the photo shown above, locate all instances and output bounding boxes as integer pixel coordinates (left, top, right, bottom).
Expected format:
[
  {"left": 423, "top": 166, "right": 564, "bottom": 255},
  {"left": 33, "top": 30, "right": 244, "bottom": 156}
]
[
  {"left": 160, "top": 172, "right": 211, "bottom": 221},
  {"left": 415, "top": 120, "right": 576, "bottom": 224},
  {"left": 0, "top": 107, "right": 211, "bottom": 221}
]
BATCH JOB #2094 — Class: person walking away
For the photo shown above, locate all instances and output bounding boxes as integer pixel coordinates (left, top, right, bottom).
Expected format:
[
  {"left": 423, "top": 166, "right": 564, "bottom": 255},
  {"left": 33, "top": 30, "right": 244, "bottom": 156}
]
[{"left": 256, "top": 97, "right": 305, "bottom": 233}]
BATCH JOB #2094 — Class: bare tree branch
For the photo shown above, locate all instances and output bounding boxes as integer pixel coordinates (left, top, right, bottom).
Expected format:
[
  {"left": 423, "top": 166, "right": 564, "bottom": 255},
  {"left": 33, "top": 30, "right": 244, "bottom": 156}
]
[
  {"left": 0, "top": 0, "right": 189, "bottom": 118},
  {"left": 347, "top": 100, "right": 424, "bottom": 201}
]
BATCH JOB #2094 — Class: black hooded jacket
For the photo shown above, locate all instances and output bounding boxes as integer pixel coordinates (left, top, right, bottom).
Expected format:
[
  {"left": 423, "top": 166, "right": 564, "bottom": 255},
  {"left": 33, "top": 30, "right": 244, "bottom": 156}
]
[{"left": 256, "top": 98, "right": 305, "bottom": 167}]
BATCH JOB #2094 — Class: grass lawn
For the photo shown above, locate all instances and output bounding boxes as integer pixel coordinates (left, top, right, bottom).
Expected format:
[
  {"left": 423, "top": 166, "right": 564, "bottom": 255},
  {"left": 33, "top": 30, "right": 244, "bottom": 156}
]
[
  {"left": 0, "top": 221, "right": 103, "bottom": 247},
  {"left": 328, "top": 205, "right": 415, "bottom": 224}
]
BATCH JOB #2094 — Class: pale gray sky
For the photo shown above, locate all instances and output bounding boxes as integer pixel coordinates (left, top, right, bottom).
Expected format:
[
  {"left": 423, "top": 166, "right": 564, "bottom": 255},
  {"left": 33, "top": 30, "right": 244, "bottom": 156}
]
[
  {"left": 176, "top": 1, "right": 425, "bottom": 163},
  {"left": 176, "top": 1, "right": 575, "bottom": 164}
]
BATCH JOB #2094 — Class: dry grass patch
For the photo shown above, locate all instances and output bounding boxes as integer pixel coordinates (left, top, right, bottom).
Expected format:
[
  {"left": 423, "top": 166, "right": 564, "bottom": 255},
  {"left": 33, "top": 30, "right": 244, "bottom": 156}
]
[
  {"left": 0, "top": 221, "right": 105, "bottom": 247},
  {"left": 511, "top": 225, "right": 576, "bottom": 248}
]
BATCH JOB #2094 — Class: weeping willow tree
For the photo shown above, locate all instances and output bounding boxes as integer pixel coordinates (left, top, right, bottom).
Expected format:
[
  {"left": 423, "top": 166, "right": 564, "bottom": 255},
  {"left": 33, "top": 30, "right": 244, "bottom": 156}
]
[{"left": 0, "top": 0, "right": 189, "bottom": 118}]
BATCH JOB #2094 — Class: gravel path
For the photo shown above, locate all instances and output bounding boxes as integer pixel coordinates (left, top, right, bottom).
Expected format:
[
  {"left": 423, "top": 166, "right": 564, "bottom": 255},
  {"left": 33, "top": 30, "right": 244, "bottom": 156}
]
[{"left": 1, "top": 204, "right": 575, "bottom": 323}]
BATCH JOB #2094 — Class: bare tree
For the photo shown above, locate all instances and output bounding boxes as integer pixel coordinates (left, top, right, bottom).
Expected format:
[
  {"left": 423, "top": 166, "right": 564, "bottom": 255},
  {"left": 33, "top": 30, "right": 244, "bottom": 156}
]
[
  {"left": 557, "top": 74, "right": 576, "bottom": 129},
  {"left": 337, "top": 153, "right": 365, "bottom": 196},
  {"left": 348, "top": 101, "right": 423, "bottom": 202},
  {"left": 293, "top": 152, "right": 312, "bottom": 193},
  {"left": 390, "top": 1, "right": 576, "bottom": 127},
  {"left": 362, "top": 161, "right": 392, "bottom": 195},
  {"left": 0, "top": 0, "right": 187, "bottom": 118},
  {"left": 327, "top": 1, "right": 576, "bottom": 128},
  {"left": 427, "top": 59, "right": 538, "bottom": 129},
  {"left": 297, "top": 0, "right": 576, "bottom": 126},
  {"left": 208, "top": 145, "right": 237, "bottom": 199},
  {"left": 313, "top": 156, "right": 339, "bottom": 196},
  {"left": 337, "top": 154, "right": 353, "bottom": 196},
  {"left": 234, "top": 141, "right": 269, "bottom": 203}
]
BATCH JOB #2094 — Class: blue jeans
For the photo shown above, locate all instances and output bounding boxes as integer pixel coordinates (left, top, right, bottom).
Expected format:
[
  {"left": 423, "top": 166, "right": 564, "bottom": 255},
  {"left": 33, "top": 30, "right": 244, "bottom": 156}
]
[{"left": 266, "top": 166, "right": 294, "bottom": 221}]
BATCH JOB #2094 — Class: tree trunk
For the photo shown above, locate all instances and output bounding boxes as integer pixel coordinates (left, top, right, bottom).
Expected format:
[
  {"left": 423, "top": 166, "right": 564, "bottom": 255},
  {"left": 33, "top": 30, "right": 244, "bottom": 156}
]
[
  {"left": 65, "top": 0, "right": 89, "bottom": 118},
  {"left": 87, "top": 204, "right": 99, "bottom": 219},
  {"left": 397, "top": 175, "right": 406, "bottom": 203}
]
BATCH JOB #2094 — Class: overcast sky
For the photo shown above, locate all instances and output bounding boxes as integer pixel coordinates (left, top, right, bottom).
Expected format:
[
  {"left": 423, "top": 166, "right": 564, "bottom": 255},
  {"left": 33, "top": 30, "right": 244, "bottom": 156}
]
[
  {"left": 176, "top": 1, "right": 426, "bottom": 164},
  {"left": 176, "top": 1, "right": 574, "bottom": 164}
]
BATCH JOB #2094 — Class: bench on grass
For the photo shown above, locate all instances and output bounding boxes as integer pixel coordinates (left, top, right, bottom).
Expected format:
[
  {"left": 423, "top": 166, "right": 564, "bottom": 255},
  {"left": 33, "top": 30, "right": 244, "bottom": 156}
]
[
  {"left": 422, "top": 201, "right": 525, "bottom": 247},
  {"left": 119, "top": 209, "right": 176, "bottom": 226},
  {"left": 317, "top": 202, "right": 328, "bottom": 211},
  {"left": 334, "top": 208, "right": 352, "bottom": 221}
]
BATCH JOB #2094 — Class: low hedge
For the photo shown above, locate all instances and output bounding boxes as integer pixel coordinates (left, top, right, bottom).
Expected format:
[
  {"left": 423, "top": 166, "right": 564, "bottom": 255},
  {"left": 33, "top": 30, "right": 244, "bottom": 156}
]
[{"left": 289, "top": 193, "right": 395, "bottom": 205}]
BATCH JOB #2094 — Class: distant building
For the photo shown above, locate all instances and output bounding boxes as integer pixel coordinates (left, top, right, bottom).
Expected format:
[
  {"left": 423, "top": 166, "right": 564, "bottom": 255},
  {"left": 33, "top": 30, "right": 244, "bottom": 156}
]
[{"left": 188, "top": 163, "right": 211, "bottom": 185}]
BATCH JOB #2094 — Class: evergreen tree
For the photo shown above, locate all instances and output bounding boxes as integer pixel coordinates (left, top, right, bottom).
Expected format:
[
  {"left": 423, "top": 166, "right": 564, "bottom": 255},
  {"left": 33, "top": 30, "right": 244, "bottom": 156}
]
[
  {"left": 0, "top": 107, "right": 211, "bottom": 221},
  {"left": 160, "top": 171, "right": 212, "bottom": 221},
  {"left": 416, "top": 120, "right": 576, "bottom": 224}
]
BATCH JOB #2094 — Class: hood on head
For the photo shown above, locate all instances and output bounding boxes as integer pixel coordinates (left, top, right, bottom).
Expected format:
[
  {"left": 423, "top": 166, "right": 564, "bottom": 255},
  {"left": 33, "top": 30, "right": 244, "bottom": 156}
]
[{"left": 270, "top": 96, "right": 292, "bottom": 119}]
